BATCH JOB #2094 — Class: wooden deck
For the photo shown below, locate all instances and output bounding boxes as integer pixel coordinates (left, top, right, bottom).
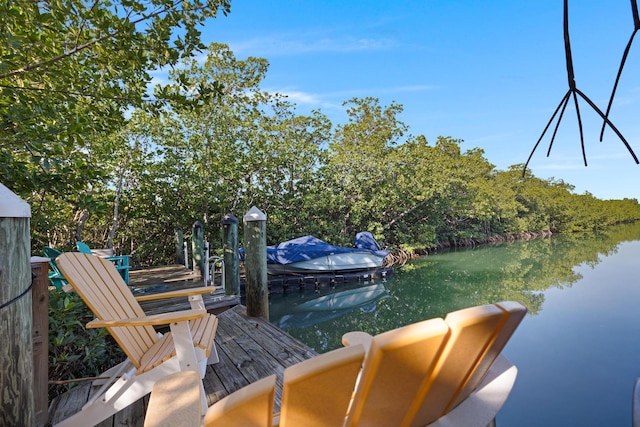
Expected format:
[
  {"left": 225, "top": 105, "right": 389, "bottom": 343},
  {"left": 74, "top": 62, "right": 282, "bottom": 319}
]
[
  {"left": 47, "top": 305, "right": 319, "bottom": 426},
  {"left": 127, "top": 264, "right": 240, "bottom": 315}
]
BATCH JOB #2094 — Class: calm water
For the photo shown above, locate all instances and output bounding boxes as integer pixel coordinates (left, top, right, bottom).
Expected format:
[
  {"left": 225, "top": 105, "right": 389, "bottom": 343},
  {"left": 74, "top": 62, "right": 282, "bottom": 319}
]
[{"left": 268, "top": 222, "right": 640, "bottom": 426}]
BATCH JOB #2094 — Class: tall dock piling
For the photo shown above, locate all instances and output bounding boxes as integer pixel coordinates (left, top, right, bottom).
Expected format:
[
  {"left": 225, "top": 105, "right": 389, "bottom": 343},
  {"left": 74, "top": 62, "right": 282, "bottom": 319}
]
[
  {"left": 0, "top": 183, "right": 34, "bottom": 426},
  {"left": 192, "top": 221, "right": 204, "bottom": 276},
  {"left": 243, "top": 207, "right": 269, "bottom": 319},
  {"left": 222, "top": 213, "right": 240, "bottom": 296},
  {"left": 174, "top": 226, "right": 184, "bottom": 266}
]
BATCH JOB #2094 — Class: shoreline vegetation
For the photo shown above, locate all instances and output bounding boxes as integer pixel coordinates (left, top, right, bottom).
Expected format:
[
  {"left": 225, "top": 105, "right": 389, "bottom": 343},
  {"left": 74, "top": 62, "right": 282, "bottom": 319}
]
[
  {"left": 386, "top": 229, "right": 556, "bottom": 268},
  {"left": 5, "top": 41, "right": 640, "bottom": 268}
]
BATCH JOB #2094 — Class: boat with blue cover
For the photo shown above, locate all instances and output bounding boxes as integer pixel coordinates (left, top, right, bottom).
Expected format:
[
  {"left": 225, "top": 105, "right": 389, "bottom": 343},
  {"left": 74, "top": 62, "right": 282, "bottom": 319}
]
[{"left": 264, "top": 232, "right": 389, "bottom": 275}]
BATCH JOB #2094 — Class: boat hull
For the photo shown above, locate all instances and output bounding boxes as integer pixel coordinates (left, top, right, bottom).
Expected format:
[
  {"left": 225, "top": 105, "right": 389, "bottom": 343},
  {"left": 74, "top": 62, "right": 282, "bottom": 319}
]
[{"left": 267, "top": 252, "right": 386, "bottom": 275}]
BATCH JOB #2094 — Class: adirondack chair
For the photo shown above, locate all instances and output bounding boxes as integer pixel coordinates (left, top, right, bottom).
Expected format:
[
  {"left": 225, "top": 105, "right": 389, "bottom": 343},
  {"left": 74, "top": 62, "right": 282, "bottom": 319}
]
[
  {"left": 43, "top": 246, "right": 68, "bottom": 289},
  {"left": 342, "top": 301, "right": 527, "bottom": 427},
  {"left": 143, "top": 301, "right": 525, "bottom": 427},
  {"left": 76, "top": 241, "right": 131, "bottom": 284},
  {"left": 54, "top": 252, "right": 219, "bottom": 427}
]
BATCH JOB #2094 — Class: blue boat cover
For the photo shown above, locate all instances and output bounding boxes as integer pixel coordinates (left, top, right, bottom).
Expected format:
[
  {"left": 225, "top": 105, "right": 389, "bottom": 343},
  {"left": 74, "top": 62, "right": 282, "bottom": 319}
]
[{"left": 242, "top": 232, "right": 388, "bottom": 265}]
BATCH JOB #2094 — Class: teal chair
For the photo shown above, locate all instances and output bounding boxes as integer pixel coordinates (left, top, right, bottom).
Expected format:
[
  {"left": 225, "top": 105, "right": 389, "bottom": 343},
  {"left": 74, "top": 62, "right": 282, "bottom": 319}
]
[
  {"left": 42, "top": 247, "right": 68, "bottom": 289},
  {"left": 76, "top": 241, "right": 131, "bottom": 284}
]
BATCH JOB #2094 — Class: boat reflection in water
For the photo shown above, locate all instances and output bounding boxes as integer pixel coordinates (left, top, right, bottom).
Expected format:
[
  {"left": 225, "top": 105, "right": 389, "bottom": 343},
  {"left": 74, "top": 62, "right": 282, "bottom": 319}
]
[{"left": 270, "top": 282, "right": 391, "bottom": 329}]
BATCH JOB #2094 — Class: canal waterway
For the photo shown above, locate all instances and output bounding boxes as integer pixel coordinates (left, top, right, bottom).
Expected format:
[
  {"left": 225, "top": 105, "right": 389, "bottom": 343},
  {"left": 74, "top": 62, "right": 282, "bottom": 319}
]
[{"left": 268, "top": 222, "right": 640, "bottom": 426}]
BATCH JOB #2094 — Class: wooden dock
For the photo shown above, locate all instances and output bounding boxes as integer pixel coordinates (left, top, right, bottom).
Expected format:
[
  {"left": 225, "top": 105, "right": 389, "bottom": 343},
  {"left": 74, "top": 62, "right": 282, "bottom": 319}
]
[
  {"left": 127, "top": 264, "right": 240, "bottom": 315},
  {"left": 47, "top": 305, "right": 319, "bottom": 426}
]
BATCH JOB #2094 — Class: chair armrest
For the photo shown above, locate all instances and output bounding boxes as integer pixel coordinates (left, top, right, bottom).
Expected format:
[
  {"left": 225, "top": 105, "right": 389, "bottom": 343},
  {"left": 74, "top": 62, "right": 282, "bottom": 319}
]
[
  {"left": 104, "top": 255, "right": 130, "bottom": 268},
  {"left": 104, "top": 254, "right": 128, "bottom": 260},
  {"left": 86, "top": 308, "right": 206, "bottom": 328},
  {"left": 105, "top": 255, "right": 129, "bottom": 262},
  {"left": 342, "top": 331, "right": 374, "bottom": 354},
  {"left": 135, "top": 286, "right": 217, "bottom": 302}
]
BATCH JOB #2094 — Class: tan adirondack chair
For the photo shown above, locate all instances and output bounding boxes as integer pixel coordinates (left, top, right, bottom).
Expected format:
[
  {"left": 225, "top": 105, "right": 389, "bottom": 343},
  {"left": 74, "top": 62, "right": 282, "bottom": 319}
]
[
  {"left": 54, "top": 252, "right": 219, "bottom": 427},
  {"left": 342, "top": 301, "right": 527, "bottom": 427},
  {"left": 144, "top": 301, "right": 525, "bottom": 427}
]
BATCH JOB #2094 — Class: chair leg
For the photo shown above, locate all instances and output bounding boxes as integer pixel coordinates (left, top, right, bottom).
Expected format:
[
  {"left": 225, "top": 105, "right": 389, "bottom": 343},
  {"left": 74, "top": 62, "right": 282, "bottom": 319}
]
[
  {"left": 207, "top": 343, "right": 220, "bottom": 365},
  {"left": 92, "top": 359, "right": 133, "bottom": 386},
  {"left": 54, "top": 362, "right": 181, "bottom": 427}
]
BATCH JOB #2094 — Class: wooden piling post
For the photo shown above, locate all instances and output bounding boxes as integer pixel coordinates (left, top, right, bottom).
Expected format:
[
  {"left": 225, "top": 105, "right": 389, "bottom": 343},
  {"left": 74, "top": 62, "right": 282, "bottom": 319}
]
[
  {"left": 0, "top": 183, "right": 34, "bottom": 426},
  {"left": 174, "top": 226, "right": 184, "bottom": 266},
  {"left": 192, "top": 221, "right": 204, "bottom": 276},
  {"left": 222, "top": 213, "right": 240, "bottom": 296},
  {"left": 31, "top": 256, "right": 49, "bottom": 427},
  {"left": 243, "top": 207, "right": 268, "bottom": 319}
]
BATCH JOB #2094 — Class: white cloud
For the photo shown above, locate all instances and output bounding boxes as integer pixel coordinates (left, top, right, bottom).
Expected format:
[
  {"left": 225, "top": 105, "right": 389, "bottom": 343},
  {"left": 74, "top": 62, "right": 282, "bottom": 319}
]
[
  {"left": 228, "top": 34, "right": 396, "bottom": 57},
  {"left": 264, "top": 84, "right": 435, "bottom": 112}
]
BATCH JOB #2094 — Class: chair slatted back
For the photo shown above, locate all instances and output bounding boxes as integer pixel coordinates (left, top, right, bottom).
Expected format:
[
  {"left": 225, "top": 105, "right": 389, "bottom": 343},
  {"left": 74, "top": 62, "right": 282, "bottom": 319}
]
[
  {"left": 43, "top": 246, "right": 62, "bottom": 259},
  {"left": 344, "top": 318, "right": 451, "bottom": 427},
  {"left": 409, "top": 301, "right": 527, "bottom": 427},
  {"left": 447, "top": 301, "right": 527, "bottom": 410},
  {"left": 76, "top": 241, "right": 93, "bottom": 254},
  {"left": 56, "top": 253, "right": 158, "bottom": 368},
  {"left": 204, "top": 375, "right": 276, "bottom": 427},
  {"left": 279, "top": 344, "right": 366, "bottom": 427}
]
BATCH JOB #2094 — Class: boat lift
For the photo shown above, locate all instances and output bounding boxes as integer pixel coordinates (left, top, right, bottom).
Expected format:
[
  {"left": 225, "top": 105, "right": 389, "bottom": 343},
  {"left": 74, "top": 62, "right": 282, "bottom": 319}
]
[{"left": 204, "top": 242, "right": 224, "bottom": 288}]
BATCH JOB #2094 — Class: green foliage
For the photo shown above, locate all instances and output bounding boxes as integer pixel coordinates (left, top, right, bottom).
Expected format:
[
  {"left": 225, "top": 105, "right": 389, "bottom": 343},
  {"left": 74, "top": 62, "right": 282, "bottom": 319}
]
[
  {"left": 1, "top": 0, "right": 231, "bottom": 244},
  {"left": 48, "top": 290, "right": 125, "bottom": 400},
  {"left": 3, "top": 10, "right": 639, "bottom": 261}
]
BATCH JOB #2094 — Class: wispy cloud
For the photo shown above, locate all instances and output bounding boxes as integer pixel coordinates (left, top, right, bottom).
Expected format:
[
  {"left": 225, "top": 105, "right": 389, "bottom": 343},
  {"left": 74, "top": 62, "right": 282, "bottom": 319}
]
[
  {"left": 530, "top": 149, "right": 633, "bottom": 171},
  {"left": 266, "top": 88, "right": 342, "bottom": 110},
  {"left": 266, "top": 84, "right": 435, "bottom": 111},
  {"left": 531, "top": 162, "right": 588, "bottom": 171},
  {"left": 228, "top": 34, "right": 397, "bottom": 57}
]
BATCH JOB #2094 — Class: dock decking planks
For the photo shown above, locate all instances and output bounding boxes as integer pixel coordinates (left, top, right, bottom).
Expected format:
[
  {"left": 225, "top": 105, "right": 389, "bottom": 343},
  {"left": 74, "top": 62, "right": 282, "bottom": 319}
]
[
  {"left": 127, "top": 264, "right": 240, "bottom": 315},
  {"left": 48, "top": 305, "right": 318, "bottom": 426}
]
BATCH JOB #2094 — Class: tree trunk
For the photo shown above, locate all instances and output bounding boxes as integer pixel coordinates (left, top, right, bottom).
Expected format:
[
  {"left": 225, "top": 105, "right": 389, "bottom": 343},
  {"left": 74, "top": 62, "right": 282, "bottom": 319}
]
[{"left": 74, "top": 208, "right": 89, "bottom": 243}]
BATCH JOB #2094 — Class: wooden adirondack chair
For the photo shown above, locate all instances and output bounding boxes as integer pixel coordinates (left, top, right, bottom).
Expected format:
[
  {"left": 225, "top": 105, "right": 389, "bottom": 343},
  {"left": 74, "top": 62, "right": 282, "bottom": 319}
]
[
  {"left": 76, "top": 241, "right": 132, "bottom": 284},
  {"left": 144, "top": 301, "right": 525, "bottom": 427},
  {"left": 54, "top": 252, "right": 219, "bottom": 427},
  {"left": 342, "top": 301, "right": 527, "bottom": 427},
  {"left": 43, "top": 246, "right": 68, "bottom": 290}
]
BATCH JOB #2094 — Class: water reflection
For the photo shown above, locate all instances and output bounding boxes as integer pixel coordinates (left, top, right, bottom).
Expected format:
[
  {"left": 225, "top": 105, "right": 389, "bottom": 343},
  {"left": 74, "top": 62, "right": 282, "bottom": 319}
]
[
  {"left": 271, "top": 283, "right": 391, "bottom": 329},
  {"left": 267, "top": 222, "right": 640, "bottom": 426},
  {"left": 269, "top": 222, "right": 640, "bottom": 353}
]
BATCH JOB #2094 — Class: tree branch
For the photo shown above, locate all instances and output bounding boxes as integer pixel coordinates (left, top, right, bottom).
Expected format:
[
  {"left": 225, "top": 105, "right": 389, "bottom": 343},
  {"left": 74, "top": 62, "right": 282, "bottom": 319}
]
[{"left": 0, "top": 0, "right": 191, "bottom": 80}]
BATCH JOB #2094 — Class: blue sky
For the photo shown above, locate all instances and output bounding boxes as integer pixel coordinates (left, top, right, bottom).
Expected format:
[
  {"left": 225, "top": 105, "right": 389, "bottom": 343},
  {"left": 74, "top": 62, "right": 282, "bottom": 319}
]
[{"left": 197, "top": 0, "right": 640, "bottom": 200}]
